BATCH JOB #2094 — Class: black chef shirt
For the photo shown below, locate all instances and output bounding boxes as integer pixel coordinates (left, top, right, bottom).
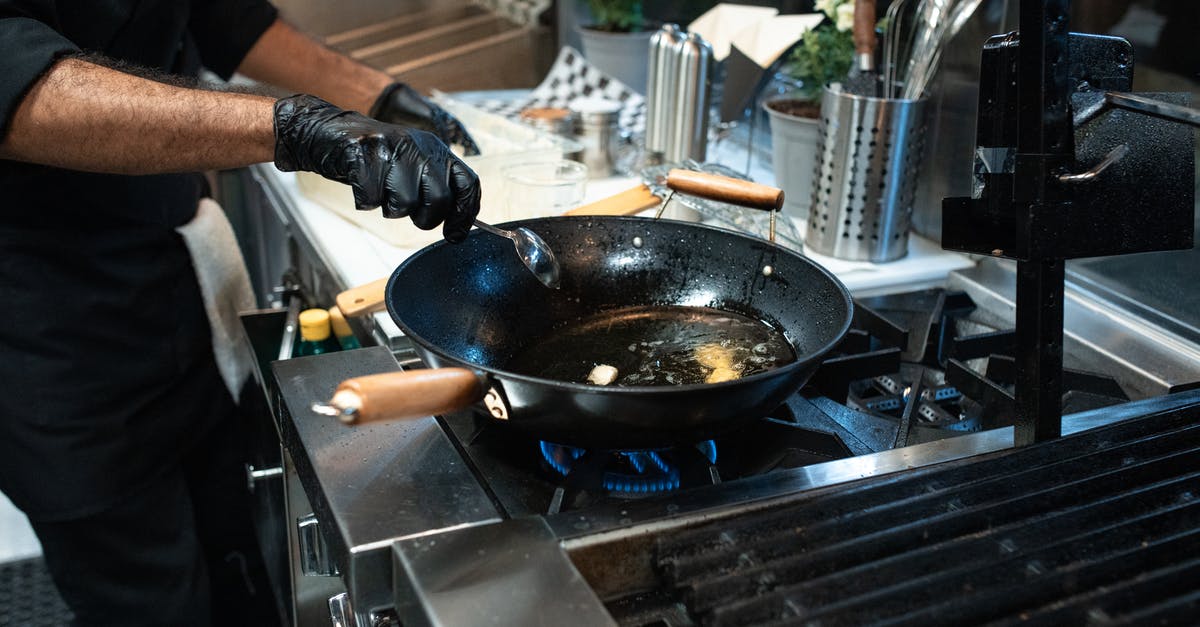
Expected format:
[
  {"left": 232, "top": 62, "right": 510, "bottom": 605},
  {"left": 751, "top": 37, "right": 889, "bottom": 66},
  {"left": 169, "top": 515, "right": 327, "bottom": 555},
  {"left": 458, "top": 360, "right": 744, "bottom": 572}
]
[{"left": 0, "top": 0, "right": 277, "bottom": 520}]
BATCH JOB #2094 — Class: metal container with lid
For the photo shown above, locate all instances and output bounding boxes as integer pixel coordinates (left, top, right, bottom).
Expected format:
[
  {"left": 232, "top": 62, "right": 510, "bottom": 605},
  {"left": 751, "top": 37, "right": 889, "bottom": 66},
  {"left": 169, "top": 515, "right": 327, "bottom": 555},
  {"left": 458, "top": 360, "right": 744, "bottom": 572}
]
[
  {"left": 519, "top": 107, "right": 585, "bottom": 163},
  {"left": 645, "top": 24, "right": 683, "bottom": 160},
  {"left": 569, "top": 98, "right": 622, "bottom": 177},
  {"left": 666, "top": 32, "right": 713, "bottom": 164},
  {"left": 645, "top": 26, "right": 713, "bottom": 165},
  {"left": 519, "top": 107, "right": 575, "bottom": 136}
]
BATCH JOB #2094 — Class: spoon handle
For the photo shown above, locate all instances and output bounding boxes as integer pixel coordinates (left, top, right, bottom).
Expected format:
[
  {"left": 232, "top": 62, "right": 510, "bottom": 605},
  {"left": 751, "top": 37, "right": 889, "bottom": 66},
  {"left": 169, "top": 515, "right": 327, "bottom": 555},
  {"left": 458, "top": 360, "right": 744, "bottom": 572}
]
[{"left": 472, "top": 219, "right": 510, "bottom": 239}]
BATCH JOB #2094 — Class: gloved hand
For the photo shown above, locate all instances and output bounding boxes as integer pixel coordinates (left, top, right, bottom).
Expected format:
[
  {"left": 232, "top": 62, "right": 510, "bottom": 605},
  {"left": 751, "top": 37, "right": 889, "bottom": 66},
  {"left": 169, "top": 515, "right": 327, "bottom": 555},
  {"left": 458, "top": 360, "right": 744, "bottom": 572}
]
[
  {"left": 274, "top": 95, "right": 481, "bottom": 243},
  {"left": 370, "top": 82, "right": 481, "bottom": 156}
]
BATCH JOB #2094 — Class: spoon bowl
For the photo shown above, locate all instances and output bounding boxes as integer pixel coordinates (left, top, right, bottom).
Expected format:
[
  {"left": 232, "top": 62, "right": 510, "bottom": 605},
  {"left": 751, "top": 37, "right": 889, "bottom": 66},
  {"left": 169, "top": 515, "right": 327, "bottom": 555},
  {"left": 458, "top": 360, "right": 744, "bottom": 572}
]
[{"left": 473, "top": 220, "right": 561, "bottom": 289}]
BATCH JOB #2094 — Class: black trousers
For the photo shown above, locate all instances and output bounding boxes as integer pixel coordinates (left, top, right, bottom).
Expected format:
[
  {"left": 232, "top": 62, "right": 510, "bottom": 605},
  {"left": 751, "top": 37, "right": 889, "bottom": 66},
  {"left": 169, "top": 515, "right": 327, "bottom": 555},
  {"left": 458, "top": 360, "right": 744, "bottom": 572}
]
[{"left": 30, "top": 360, "right": 280, "bottom": 627}]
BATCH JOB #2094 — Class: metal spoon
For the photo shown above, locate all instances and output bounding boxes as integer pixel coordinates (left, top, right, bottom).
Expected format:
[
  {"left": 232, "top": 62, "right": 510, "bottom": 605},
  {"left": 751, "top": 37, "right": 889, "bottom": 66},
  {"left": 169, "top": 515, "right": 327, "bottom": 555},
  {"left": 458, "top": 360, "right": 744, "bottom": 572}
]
[{"left": 473, "top": 219, "right": 561, "bottom": 289}]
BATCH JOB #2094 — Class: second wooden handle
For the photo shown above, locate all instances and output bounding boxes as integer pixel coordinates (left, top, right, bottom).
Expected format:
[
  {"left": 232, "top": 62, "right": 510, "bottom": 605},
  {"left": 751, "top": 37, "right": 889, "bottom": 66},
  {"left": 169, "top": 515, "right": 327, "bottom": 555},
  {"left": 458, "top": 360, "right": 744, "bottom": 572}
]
[
  {"left": 336, "top": 278, "right": 389, "bottom": 317},
  {"left": 563, "top": 185, "right": 661, "bottom": 216},
  {"left": 665, "top": 169, "right": 784, "bottom": 212},
  {"left": 330, "top": 368, "right": 485, "bottom": 425}
]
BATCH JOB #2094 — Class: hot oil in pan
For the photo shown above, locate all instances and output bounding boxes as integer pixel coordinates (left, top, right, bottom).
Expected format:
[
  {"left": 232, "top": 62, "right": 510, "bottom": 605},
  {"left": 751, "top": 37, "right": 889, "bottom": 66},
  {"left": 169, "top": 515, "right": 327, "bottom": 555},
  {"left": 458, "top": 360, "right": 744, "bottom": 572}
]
[{"left": 506, "top": 305, "right": 796, "bottom": 386}]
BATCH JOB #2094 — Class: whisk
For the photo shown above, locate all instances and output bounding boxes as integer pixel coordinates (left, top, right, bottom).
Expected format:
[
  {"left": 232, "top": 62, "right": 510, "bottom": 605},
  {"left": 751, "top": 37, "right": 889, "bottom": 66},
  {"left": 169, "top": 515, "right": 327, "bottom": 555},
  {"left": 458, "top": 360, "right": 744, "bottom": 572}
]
[
  {"left": 882, "top": 0, "right": 983, "bottom": 99},
  {"left": 882, "top": 0, "right": 913, "bottom": 97}
]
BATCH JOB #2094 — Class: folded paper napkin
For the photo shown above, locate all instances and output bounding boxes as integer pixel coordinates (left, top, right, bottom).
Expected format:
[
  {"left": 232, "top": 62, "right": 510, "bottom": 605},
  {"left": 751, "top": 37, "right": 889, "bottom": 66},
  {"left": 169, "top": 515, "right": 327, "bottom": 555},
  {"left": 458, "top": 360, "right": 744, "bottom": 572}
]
[
  {"left": 687, "top": 3, "right": 780, "bottom": 62},
  {"left": 176, "top": 199, "right": 257, "bottom": 401},
  {"left": 472, "top": 46, "right": 646, "bottom": 134},
  {"left": 719, "top": 13, "right": 825, "bottom": 122}
]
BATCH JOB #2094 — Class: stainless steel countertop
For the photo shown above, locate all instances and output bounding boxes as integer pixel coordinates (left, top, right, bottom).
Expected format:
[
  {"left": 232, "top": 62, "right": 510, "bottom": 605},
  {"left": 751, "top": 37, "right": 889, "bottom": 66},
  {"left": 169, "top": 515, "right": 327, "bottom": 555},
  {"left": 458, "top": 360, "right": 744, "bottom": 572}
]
[
  {"left": 948, "top": 257, "right": 1200, "bottom": 398},
  {"left": 272, "top": 347, "right": 501, "bottom": 622}
]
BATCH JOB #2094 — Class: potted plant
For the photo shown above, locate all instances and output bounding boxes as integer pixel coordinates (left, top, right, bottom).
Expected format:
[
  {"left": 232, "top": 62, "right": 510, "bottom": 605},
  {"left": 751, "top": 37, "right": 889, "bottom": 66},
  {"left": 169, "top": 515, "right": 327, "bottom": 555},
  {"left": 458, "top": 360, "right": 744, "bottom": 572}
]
[
  {"left": 764, "top": 0, "right": 855, "bottom": 221},
  {"left": 576, "top": 0, "right": 654, "bottom": 94}
]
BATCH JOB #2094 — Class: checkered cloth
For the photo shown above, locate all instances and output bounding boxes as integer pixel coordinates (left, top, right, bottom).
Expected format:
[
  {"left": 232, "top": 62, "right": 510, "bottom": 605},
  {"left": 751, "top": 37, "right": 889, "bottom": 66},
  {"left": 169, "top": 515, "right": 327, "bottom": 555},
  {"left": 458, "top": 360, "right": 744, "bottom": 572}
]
[
  {"left": 470, "top": 46, "right": 647, "bottom": 134},
  {"left": 470, "top": 0, "right": 551, "bottom": 27}
]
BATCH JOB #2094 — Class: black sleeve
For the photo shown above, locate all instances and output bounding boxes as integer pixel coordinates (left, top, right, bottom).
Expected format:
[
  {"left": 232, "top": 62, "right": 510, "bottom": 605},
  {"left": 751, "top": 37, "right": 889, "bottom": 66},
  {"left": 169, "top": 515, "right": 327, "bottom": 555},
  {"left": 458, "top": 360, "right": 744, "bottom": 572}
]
[
  {"left": 188, "top": 0, "right": 279, "bottom": 80},
  {"left": 0, "top": 15, "right": 80, "bottom": 140}
]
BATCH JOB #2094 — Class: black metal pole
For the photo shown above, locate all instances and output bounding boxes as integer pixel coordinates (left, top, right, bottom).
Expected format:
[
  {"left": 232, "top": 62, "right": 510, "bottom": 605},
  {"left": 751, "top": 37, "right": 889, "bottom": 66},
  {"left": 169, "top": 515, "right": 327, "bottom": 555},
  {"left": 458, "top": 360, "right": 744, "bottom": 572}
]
[
  {"left": 1014, "top": 259, "right": 1064, "bottom": 444},
  {"left": 1012, "top": 0, "right": 1072, "bottom": 445},
  {"left": 1017, "top": 0, "right": 1072, "bottom": 162}
]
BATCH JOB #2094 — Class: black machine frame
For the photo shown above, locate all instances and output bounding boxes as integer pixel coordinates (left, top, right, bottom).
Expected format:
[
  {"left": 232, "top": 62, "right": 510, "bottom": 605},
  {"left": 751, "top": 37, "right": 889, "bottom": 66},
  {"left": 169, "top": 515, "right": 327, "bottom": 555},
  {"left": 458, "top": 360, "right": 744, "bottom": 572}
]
[{"left": 941, "top": 0, "right": 1197, "bottom": 445}]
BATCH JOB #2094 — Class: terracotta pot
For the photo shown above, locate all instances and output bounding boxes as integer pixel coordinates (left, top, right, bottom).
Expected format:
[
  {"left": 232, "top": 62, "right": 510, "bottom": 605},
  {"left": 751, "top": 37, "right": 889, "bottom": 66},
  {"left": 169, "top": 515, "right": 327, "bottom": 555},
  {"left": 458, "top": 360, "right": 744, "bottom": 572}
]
[{"left": 764, "top": 98, "right": 822, "bottom": 222}]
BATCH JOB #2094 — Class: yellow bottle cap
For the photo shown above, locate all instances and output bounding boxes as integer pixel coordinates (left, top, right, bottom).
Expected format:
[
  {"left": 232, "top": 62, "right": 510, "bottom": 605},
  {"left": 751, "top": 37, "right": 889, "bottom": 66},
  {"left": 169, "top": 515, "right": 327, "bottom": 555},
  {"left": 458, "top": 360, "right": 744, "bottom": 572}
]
[
  {"left": 298, "top": 308, "right": 332, "bottom": 342},
  {"left": 328, "top": 306, "right": 353, "bottom": 338}
]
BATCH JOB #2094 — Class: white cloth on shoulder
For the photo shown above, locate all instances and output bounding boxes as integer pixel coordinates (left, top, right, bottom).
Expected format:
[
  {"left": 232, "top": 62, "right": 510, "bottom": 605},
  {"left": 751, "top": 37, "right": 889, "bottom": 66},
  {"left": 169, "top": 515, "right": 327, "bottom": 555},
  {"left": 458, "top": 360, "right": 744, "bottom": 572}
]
[{"left": 176, "top": 198, "right": 257, "bottom": 401}]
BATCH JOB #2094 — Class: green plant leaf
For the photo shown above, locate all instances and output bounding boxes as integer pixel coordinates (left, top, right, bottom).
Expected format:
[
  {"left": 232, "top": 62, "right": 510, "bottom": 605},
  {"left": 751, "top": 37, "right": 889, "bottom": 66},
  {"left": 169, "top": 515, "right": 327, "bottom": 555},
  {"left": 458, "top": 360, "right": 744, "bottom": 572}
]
[
  {"left": 586, "top": 0, "right": 645, "bottom": 32},
  {"left": 782, "top": 22, "right": 854, "bottom": 100}
]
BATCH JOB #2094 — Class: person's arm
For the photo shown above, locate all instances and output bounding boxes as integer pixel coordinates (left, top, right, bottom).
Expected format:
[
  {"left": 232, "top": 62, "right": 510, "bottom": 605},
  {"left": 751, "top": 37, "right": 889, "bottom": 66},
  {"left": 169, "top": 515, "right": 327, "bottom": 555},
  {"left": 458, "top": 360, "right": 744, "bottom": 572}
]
[
  {"left": 236, "top": 18, "right": 479, "bottom": 155},
  {"left": 0, "top": 55, "right": 479, "bottom": 241},
  {"left": 236, "top": 19, "right": 391, "bottom": 115},
  {"left": 0, "top": 11, "right": 480, "bottom": 241},
  {"left": 0, "top": 56, "right": 274, "bottom": 174}
]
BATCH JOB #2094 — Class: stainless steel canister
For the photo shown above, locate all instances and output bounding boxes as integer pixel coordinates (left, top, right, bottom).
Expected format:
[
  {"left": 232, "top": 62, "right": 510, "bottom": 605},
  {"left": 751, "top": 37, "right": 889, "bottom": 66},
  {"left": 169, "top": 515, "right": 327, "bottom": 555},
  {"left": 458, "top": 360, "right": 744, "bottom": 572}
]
[
  {"left": 519, "top": 107, "right": 585, "bottom": 162},
  {"left": 570, "top": 98, "right": 622, "bottom": 177},
  {"left": 645, "top": 24, "right": 682, "bottom": 161},
  {"left": 519, "top": 107, "right": 575, "bottom": 136},
  {"left": 807, "top": 84, "right": 929, "bottom": 262},
  {"left": 665, "top": 33, "right": 713, "bottom": 164}
]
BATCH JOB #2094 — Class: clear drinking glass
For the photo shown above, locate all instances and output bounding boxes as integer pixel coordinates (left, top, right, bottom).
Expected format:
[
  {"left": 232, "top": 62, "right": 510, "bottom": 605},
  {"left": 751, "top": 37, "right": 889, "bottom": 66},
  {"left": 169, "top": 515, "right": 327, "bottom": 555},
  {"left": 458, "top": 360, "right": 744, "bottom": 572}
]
[{"left": 502, "top": 160, "right": 589, "bottom": 219}]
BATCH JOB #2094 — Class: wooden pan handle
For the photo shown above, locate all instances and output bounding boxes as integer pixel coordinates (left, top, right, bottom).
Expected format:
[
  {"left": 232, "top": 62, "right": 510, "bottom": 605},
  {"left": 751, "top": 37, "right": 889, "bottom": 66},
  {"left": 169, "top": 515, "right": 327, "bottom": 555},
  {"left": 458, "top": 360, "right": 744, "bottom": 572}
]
[
  {"left": 325, "top": 368, "right": 486, "bottom": 425},
  {"left": 665, "top": 169, "right": 784, "bottom": 212},
  {"left": 563, "top": 185, "right": 661, "bottom": 216},
  {"left": 336, "top": 277, "right": 388, "bottom": 317}
]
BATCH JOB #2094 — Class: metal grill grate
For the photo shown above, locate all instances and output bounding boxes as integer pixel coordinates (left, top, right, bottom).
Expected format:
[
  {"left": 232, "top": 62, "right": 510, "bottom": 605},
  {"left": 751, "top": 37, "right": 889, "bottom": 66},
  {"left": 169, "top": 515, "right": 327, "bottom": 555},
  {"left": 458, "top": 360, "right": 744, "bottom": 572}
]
[
  {"left": 0, "top": 558, "right": 72, "bottom": 626},
  {"left": 652, "top": 404, "right": 1200, "bottom": 626}
]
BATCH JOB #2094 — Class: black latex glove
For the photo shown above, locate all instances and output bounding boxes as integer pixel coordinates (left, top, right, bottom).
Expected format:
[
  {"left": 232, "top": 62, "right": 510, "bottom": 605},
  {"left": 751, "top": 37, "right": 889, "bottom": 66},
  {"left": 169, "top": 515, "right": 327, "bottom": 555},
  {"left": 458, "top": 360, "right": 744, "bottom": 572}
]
[
  {"left": 274, "top": 95, "right": 480, "bottom": 243},
  {"left": 370, "top": 82, "right": 481, "bottom": 156}
]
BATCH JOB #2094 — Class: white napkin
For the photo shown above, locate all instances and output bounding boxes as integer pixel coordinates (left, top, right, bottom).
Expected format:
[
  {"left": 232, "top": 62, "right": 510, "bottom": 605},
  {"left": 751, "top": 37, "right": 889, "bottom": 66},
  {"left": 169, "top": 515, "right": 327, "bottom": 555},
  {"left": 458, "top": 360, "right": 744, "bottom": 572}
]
[
  {"left": 687, "top": 3, "right": 780, "bottom": 61},
  {"left": 176, "top": 199, "right": 257, "bottom": 401},
  {"left": 728, "top": 13, "right": 825, "bottom": 68}
]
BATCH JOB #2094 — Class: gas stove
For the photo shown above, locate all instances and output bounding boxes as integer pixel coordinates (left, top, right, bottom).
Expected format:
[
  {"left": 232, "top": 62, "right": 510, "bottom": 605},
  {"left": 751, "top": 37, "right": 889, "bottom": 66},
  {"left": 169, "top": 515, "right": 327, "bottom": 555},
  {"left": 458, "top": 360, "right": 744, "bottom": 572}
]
[
  {"left": 269, "top": 263, "right": 1200, "bottom": 627},
  {"left": 432, "top": 283, "right": 1142, "bottom": 520}
]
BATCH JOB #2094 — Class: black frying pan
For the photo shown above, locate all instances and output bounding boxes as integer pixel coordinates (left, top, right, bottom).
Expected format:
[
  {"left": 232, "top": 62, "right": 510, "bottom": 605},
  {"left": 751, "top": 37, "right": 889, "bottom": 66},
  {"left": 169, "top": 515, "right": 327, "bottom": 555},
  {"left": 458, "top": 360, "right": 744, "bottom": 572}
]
[{"left": 323, "top": 178, "right": 853, "bottom": 450}]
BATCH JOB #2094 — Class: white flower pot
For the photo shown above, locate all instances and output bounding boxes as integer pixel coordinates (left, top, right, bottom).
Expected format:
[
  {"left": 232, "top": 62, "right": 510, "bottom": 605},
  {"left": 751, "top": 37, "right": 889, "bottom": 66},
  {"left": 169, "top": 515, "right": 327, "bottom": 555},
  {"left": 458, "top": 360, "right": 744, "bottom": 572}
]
[
  {"left": 577, "top": 27, "right": 653, "bottom": 95},
  {"left": 764, "top": 98, "right": 822, "bottom": 222}
]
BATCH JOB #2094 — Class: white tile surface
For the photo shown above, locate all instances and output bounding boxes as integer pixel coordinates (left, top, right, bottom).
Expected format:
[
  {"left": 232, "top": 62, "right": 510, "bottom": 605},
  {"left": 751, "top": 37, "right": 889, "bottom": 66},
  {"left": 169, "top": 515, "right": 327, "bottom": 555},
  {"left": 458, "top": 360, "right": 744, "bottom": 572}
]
[{"left": 0, "top": 491, "right": 41, "bottom": 562}]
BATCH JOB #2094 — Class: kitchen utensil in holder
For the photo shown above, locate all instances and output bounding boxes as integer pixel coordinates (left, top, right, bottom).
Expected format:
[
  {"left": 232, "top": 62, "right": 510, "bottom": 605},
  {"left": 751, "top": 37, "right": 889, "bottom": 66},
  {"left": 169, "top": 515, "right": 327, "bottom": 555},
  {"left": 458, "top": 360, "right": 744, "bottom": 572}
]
[{"left": 807, "top": 84, "right": 928, "bottom": 262}]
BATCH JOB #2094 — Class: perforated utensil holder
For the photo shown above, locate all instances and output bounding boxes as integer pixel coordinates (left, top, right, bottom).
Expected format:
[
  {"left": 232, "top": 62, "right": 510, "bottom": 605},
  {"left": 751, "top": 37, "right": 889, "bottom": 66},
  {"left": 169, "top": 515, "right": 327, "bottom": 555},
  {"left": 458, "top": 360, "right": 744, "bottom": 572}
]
[{"left": 807, "top": 85, "right": 929, "bottom": 262}]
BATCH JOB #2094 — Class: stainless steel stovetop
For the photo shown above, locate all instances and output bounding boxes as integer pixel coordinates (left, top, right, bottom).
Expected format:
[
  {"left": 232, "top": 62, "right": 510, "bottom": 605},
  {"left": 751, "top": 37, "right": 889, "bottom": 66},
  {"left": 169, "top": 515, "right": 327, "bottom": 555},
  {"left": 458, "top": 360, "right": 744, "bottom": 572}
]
[{"left": 271, "top": 260, "right": 1200, "bottom": 626}]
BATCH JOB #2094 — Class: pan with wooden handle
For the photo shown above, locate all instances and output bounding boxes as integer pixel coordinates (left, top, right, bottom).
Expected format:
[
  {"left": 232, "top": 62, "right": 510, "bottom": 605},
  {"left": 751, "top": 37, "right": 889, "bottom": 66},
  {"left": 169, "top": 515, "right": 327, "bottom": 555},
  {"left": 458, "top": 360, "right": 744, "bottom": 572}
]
[
  {"left": 333, "top": 169, "right": 785, "bottom": 318},
  {"left": 312, "top": 170, "right": 844, "bottom": 450}
]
